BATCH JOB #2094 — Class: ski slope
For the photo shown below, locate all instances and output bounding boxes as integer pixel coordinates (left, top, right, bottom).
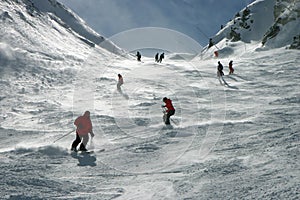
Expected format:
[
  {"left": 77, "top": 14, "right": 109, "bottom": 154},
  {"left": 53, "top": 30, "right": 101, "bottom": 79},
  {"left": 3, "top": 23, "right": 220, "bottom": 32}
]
[
  {"left": 0, "top": 0, "right": 299, "bottom": 199},
  {"left": 1, "top": 46, "right": 299, "bottom": 199}
]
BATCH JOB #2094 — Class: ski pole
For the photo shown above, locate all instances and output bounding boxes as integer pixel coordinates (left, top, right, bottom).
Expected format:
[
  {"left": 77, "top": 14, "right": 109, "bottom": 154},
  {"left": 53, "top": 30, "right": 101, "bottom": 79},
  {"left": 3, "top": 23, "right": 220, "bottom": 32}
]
[
  {"left": 53, "top": 129, "right": 75, "bottom": 143},
  {"left": 170, "top": 118, "right": 178, "bottom": 125}
]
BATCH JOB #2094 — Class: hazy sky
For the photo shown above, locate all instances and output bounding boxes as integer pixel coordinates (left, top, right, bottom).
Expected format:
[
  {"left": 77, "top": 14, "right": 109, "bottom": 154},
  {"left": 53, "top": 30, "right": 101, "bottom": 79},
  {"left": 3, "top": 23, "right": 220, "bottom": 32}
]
[{"left": 58, "top": 0, "right": 254, "bottom": 46}]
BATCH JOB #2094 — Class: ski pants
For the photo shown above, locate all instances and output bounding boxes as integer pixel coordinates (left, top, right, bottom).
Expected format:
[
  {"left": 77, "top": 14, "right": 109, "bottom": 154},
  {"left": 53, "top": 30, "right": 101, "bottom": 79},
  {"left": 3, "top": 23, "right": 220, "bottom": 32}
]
[
  {"left": 217, "top": 70, "right": 224, "bottom": 77},
  {"left": 165, "top": 110, "right": 175, "bottom": 125},
  {"left": 71, "top": 132, "right": 89, "bottom": 150}
]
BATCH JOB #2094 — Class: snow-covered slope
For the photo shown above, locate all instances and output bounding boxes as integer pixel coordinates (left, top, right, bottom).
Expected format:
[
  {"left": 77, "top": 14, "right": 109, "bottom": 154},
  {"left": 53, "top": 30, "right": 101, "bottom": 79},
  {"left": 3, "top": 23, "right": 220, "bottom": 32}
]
[
  {"left": 0, "top": 0, "right": 299, "bottom": 199},
  {"left": 0, "top": 0, "right": 119, "bottom": 132},
  {"left": 0, "top": 0, "right": 122, "bottom": 54},
  {"left": 206, "top": 0, "right": 300, "bottom": 56}
]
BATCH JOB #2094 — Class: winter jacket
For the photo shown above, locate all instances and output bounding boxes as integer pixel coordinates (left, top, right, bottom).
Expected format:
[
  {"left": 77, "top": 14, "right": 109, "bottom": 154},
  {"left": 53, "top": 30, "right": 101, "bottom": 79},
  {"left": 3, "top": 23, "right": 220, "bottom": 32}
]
[
  {"left": 164, "top": 99, "right": 175, "bottom": 112},
  {"left": 74, "top": 112, "right": 92, "bottom": 136},
  {"left": 218, "top": 63, "right": 223, "bottom": 71}
]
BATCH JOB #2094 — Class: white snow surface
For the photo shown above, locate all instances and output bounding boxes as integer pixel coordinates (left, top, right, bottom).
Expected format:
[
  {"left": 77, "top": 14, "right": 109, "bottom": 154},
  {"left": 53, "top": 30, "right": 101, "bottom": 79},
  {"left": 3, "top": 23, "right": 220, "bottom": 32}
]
[{"left": 0, "top": 0, "right": 299, "bottom": 199}]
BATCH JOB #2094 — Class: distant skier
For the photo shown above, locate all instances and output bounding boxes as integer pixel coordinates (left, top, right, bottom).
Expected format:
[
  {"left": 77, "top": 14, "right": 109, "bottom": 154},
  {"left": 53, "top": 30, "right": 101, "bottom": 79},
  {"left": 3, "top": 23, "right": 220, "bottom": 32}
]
[
  {"left": 217, "top": 61, "right": 224, "bottom": 78},
  {"left": 228, "top": 60, "right": 234, "bottom": 74},
  {"left": 208, "top": 38, "right": 214, "bottom": 48},
  {"left": 162, "top": 97, "right": 175, "bottom": 125},
  {"left": 136, "top": 51, "right": 141, "bottom": 61},
  {"left": 159, "top": 53, "right": 164, "bottom": 63},
  {"left": 116, "top": 74, "right": 129, "bottom": 99},
  {"left": 155, "top": 53, "right": 159, "bottom": 62},
  {"left": 71, "top": 111, "right": 94, "bottom": 152},
  {"left": 117, "top": 74, "right": 123, "bottom": 90}
]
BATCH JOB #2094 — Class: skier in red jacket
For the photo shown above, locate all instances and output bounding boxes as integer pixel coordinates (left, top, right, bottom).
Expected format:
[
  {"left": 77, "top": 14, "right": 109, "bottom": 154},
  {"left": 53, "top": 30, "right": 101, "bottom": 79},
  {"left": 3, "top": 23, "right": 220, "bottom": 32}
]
[
  {"left": 162, "top": 97, "right": 175, "bottom": 125},
  {"left": 71, "top": 111, "right": 94, "bottom": 152}
]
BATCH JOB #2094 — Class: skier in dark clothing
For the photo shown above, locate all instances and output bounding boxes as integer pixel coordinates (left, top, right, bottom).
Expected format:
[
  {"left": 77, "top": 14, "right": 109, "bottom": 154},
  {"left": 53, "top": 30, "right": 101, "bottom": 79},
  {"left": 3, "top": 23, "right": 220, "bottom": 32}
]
[
  {"left": 136, "top": 51, "right": 141, "bottom": 61},
  {"left": 208, "top": 38, "right": 214, "bottom": 48},
  {"left": 159, "top": 53, "right": 164, "bottom": 63},
  {"left": 155, "top": 53, "right": 159, "bottom": 62},
  {"left": 228, "top": 60, "right": 234, "bottom": 74},
  {"left": 162, "top": 97, "right": 175, "bottom": 125},
  {"left": 217, "top": 61, "right": 224, "bottom": 78}
]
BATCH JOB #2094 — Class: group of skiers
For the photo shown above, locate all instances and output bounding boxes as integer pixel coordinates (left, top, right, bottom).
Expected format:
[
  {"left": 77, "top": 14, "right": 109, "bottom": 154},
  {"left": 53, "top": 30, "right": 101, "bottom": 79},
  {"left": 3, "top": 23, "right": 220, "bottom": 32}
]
[
  {"left": 71, "top": 72, "right": 175, "bottom": 152},
  {"left": 71, "top": 58, "right": 235, "bottom": 152},
  {"left": 217, "top": 60, "right": 235, "bottom": 78},
  {"left": 135, "top": 51, "right": 165, "bottom": 63},
  {"left": 155, "top": 52, "right": 164, "bottom": 63}
]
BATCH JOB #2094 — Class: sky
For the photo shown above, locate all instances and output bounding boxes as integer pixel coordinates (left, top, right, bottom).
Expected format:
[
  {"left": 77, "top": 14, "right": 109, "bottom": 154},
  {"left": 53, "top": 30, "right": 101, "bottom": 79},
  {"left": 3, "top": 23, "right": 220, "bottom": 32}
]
[{"left": 58, "top": 0, "right": 255, "bottom": 47}]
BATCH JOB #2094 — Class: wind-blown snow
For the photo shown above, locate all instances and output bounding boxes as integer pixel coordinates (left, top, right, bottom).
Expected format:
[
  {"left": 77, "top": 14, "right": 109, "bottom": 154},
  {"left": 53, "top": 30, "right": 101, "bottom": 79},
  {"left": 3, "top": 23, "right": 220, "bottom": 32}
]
[{"left": 0, "top": 0, "right": 299, "bottom": 199}]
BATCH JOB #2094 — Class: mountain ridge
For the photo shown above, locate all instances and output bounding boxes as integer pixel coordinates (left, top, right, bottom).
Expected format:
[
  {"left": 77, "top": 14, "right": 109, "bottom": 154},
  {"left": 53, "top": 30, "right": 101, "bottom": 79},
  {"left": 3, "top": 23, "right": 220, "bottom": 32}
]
[
  {"left": 207, "top": 0, "right": 300, "bottom": 55},
  {"left": 0, "top": 0, "right": 123, "bottom": 57}
]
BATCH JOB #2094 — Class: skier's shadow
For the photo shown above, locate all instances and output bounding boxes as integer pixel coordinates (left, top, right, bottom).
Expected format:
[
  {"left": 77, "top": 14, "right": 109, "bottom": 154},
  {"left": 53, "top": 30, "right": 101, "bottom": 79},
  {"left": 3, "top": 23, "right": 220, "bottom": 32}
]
[
  {"left": 219, "top": 77, "right": 238, "bottom": 90},
  {"left": 117, "top": 87, "right": 129, "bottom": 99},
  {"left": 71, "top": 152, "right": 97, "bottom": 167},
  {"left": 225, "top": 75, "right": 238, "bottom": 81}
]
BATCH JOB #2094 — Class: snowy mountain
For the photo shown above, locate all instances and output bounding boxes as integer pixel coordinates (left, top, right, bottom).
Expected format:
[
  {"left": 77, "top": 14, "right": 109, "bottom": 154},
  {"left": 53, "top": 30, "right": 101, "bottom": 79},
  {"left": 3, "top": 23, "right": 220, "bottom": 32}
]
[
  {"left": 207, "top": 0, "right": 300, "bottom": 56},
  {"left": 58, "top": 0, "right": 252, "bottom": 48},
  {"left": 0, "top": 0, "right": 123, "bottom": 56},
  {"left": 0, "top": 0, "right": 299, "bottom": 199}
]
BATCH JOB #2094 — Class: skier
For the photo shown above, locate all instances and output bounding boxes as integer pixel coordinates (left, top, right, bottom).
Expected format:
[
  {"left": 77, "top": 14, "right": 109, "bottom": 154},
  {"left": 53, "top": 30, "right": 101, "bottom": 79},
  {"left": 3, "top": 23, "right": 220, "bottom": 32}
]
[
  {"left": 136, "top": 51, "right": 141, "bottom": 61},
  {"left": 217, "top": 61, "right": 224, "bottom": 78},
  {"left": 159, "top": 53, "right": 164, "bottom": 63},
  {"left": 117, "top": 74, "right": 123, "bottom": 90},
  {"left": 228, "top": 60, "right": 234, "bottom": 74},
  {"left": 155, "top": 53, "right": 159, "bottom": 62},
  {"left": 71, "top": 111, "right": 94, "bottom": 152},
  {"left": 162, "top": 97, "right": 175, "bottom": 125},
  {"left": 208, "top": 38, "right": 214, "bottom": 48}
]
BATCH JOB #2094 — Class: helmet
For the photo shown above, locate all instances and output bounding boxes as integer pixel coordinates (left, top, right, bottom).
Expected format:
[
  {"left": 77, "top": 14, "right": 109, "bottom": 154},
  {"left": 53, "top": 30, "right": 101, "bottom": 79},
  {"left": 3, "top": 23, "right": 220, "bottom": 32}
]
[{"left": 163, "top": 97, "right": 167, "bottom": 102}]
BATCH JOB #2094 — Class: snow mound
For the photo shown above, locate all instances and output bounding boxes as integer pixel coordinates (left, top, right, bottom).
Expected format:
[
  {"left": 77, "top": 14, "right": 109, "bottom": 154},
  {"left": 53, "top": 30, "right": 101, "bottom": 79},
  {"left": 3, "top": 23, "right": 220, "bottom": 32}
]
[{"left": 168, "top": 53, "right": 197, "bottom": 61}]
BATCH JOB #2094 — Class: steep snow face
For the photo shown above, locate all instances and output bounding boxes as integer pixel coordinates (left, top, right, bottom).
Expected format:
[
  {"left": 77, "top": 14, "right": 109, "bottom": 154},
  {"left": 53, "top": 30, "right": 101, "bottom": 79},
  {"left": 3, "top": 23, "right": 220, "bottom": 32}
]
[
  {"left": 1, "top": 0, "right": 122, "bottom": 54},
  {"left": 209, "top": 0, "right": 300, "bottom": 51},
  {"left": 1, "top": 0, "right": 90, "bottom": 61},
  {"left": 262, "top": 0, "right": 300, "bottom": 48},
  {"left": 210, "top": 0, "right": 276, "bottom": 45},
  {"left": 0, "top": 0, "right": 115, "bottom": 132},
  {"left": 31, "top": 0, "right": 105, "bottom": 45}
]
